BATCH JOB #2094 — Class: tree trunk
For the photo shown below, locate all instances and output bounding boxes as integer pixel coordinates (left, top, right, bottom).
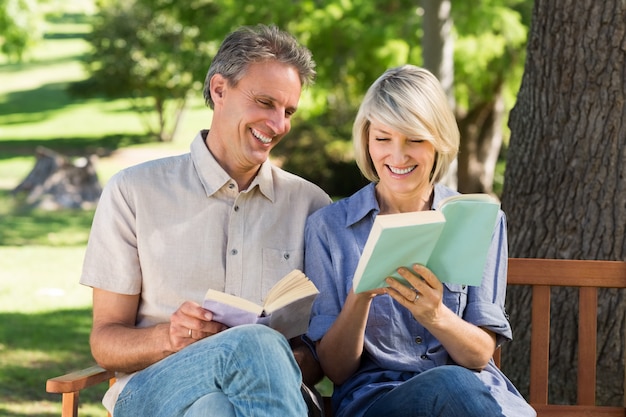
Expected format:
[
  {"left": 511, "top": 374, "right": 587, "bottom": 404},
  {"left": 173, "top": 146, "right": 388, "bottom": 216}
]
[
  {"left": 422, "top": 0, "right": 458, "bottom": 189},
  {"left": 456, "top": 86, "right": 505, "bottom": 194},
  {"left": 13, "top": 147, "right": 102, "bottom": 210},
  {"left": 422, "top": 0, "right": 455, "bottom": 109},
  {"left": 501, "top": 0, "right": 626, "bottom": 406}
]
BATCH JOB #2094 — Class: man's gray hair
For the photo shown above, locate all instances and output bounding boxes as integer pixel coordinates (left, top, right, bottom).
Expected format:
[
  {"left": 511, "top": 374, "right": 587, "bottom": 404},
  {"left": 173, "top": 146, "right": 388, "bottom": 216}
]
[{"left": 203, "top": 24, "right": 316, "bottom": 109}]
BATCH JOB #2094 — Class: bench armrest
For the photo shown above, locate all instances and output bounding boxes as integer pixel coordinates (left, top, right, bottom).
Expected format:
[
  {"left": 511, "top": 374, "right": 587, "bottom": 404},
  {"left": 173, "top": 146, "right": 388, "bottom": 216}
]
[{"left": 46, "top": 365, "right": 115, "bottom": 394}]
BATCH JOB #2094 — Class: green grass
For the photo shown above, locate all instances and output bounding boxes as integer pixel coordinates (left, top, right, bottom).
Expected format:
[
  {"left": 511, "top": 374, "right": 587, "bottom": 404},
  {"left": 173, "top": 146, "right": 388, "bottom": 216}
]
[
  {"left": 0, "top": 240, "right": 107, "bottom": 416},
  {"left": 0, "top": 0, "right": 206, "bottom": 155},
  {"left": 0, "top": 4, "right": 185, "bottom": 415}
]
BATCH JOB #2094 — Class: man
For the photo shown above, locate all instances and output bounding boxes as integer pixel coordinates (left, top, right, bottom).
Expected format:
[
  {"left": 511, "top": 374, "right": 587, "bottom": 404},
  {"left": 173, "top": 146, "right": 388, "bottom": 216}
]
[{"left": 80, "top": 24, "right": 331, "bottom": 416}]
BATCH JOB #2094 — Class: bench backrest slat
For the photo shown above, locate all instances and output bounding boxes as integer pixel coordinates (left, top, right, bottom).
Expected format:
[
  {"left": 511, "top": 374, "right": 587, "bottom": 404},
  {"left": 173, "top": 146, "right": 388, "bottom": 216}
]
[{"left": 507, "top": 258, "right": 626, "bottom": 416}]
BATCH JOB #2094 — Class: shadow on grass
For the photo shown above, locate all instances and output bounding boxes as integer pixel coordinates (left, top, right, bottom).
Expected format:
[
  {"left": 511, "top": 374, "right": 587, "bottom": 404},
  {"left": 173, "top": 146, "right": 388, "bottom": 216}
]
[
  {"left": 0, "top": 308, "right": 108, "bottom": 409},
  {"left": 0, "top": 82, "right": 84, "bottom": 125},
  {"left": 0, "top": 133, "right": 155, "bottom": 159},
  {"left": 46, "top": 12, "right": 94, "bottom": 27},
  {"left": 0, "top": 192, "right": 95, "bottom": 246}
]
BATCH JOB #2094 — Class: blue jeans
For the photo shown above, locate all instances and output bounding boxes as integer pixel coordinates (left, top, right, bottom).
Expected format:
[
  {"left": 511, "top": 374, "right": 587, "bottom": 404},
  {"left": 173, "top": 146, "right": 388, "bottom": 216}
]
[
  {"left": 362, "top": 366, "right": 504, "bottom": 417},
  {"left": 114, "top": 325, "right": 307, "bottom": 417}
]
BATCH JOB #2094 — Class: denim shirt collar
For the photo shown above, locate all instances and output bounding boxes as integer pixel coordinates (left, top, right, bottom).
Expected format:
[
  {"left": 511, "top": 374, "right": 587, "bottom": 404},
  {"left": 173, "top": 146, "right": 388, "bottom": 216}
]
[{"left": 345, "top": 182, "right": 457, "bottom": 228}]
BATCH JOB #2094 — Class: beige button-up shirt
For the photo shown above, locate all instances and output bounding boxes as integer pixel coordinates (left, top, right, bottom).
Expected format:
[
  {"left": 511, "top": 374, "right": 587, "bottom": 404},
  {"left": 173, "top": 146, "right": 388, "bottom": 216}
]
[{"left": 80, "top": 130, "right": 331, "bottom": 411}]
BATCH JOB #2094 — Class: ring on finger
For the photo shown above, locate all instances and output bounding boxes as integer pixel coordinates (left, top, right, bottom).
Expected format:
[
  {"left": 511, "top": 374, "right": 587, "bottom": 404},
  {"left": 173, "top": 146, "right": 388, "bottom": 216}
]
[
  {"left": 188, "top": 328, "right": 193, "bottom": 338},
  {"left": 412, "top": 290, "right": 420, "bottom": 302}
]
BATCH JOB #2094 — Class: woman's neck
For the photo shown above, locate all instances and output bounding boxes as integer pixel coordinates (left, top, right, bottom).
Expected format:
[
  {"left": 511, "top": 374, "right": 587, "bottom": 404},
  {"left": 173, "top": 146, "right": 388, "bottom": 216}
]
[{"left": 375, "top": 184, "right": 434, "bottom": 214}]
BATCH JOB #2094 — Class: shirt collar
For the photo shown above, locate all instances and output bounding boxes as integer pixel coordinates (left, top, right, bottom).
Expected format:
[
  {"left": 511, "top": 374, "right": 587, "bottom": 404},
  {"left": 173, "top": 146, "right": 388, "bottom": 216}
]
[
  {"left": 344, "top": 182, "right": 456, "bottom": 227},
  {"left": 345, "top": 183, "right": 379, "bottom": 227},
  {"left": 190, "top": 130, "right": 275, "bottom": 202},
  {"left": 247, "top": 161, "right": 275, "bottom": 202}
]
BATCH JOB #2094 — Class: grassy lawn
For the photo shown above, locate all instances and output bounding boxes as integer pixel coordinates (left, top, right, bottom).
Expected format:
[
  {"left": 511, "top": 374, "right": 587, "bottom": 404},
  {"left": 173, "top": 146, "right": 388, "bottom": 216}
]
[{"left": 0, "top": 3, "right": 201, "bottom": 416}]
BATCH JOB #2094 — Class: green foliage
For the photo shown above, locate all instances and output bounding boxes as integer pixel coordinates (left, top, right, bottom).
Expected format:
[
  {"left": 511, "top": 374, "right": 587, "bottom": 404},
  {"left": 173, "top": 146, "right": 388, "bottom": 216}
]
[
  {"left": 71, "top": 0, "right": 212, "bottom": 141},
  {"left": 0, "top": 0, "right": 43, "bottom": 61},
  {"left": 453, "top": 0, "right": 528, "bottom": 113},
  {"left": 73, "top": 0, "right": 531, "bottom": 195}
]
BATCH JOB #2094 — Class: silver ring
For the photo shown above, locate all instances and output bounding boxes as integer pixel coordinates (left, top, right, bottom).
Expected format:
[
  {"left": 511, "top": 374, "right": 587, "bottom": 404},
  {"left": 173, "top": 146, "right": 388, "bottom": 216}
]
[
  {"left": 188, "top": 328, "right": 193, "bottom": 338},
  {"left": 413, "top": 292, "right": 420, "bottom": 302}
]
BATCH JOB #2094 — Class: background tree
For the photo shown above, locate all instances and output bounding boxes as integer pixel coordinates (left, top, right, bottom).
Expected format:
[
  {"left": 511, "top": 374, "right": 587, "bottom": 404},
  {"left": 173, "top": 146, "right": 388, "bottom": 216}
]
[
  {"left": 452, "top": 0, "right": 528, "bottom": 194},
  {"left": 286, "top": 0, "right": 528, "bottom": 196},
  {"left": 70, "top": 0, "right": 212, "bottom": 142},
  {"left": 73, "top": 0, "right": 530, "bottom": 196},
  {"left": 501, "top": 0, "right": 626, "bottom": 405},
  {"left": 0, "top": 0, "right": 43, "bottom": 61}
]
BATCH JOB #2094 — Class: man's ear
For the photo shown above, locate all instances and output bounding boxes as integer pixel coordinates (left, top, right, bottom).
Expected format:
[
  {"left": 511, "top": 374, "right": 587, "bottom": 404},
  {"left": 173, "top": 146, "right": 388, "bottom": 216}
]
[{"left": 210, "top": 74, "right": 227, "bottom": 104}]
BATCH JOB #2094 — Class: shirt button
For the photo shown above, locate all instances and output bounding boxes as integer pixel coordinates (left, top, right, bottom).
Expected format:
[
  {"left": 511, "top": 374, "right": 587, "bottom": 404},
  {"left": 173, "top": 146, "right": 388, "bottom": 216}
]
[
  {"left": 415, "top": 336, "right": 422, "bottom": 344},
  {"left": 231, "top": 249, "right": 238, "bottom": 255},
  {"left": 283, "top": 253, "right": 290, "bottom": 260},
  {"left": 234, "top": 205, "right": 239, "bottom": 212},
  {"left": 420, "top": 354, "right": 428, "bottom": 360},
  {"left": 228, "top": 183, "right": 235, "bottom": 189}
]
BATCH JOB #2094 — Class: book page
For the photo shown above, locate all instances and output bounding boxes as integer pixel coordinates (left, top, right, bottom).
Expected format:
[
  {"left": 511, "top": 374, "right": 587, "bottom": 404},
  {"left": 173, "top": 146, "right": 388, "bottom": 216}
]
[
  {"left": 204, "top": 289, "right": 264, "bottom": 314},
  {"left": 264, "top": 270, "right": 319, "bottom": 313}
]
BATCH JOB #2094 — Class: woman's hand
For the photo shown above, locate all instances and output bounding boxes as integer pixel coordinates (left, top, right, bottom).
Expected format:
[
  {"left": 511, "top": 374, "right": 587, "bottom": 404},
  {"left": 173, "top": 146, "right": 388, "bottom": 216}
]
[
  {"left": 384, "top": 263, "right": 496, "bottom": 370},
  {"left": 384, "top": 263, "right": 443, "bottom": 325}
]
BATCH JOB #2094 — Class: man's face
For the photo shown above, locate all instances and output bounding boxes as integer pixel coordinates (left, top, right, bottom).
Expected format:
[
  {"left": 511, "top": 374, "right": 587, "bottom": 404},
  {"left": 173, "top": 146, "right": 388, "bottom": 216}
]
[{"left": 209, "top": 60, "right": 302, "bottom": 178}]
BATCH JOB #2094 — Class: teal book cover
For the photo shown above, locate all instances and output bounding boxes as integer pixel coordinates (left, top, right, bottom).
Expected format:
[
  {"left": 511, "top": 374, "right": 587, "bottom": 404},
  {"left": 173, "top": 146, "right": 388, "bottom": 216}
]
[
  {"left": 352, "top": 194, "right": 500, "bottom": 293},
  {"left": 428, "top": 198, "right": 500, "bottom": 286},
  {"left": 352, "top": 210, "right": 446, "bottom": 293}
]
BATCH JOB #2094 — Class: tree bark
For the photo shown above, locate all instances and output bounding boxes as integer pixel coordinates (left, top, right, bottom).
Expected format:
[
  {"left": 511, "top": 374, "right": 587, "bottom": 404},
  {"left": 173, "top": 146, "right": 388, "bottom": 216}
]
[
  {"left": 13, "top": 147, "right": 102, "bottom": 210},
  {"left": 501, "top": 0, "right": 626, "bottom": 405},
  {"left": 457, "top": 86, "right": 505, "bottom": 194}
]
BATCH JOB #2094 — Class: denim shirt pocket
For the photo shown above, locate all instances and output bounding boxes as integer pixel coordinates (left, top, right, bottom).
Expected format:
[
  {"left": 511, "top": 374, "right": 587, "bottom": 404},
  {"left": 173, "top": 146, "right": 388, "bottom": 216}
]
[
  {"left": 442, "top": 283, "right": 468, "bottom": 314},
  {"left": 367, "top": 293, "right": 395, "bottom": 327}
]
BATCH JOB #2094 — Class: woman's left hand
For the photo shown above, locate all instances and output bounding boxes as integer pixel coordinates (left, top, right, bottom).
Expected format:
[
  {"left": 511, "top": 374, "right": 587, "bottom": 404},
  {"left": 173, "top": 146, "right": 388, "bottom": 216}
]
[
  {"left": 385, "top": 263, "right": 497, "bottom": 370},
  {"left": 384, "top": 263, "right": 444, "bottom": 325}
]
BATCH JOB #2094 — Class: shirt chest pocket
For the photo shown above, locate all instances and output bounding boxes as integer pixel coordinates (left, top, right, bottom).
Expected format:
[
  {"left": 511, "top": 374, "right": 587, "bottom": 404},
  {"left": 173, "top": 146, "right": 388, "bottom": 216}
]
[
  {"left": 442, "top": 283, "right": 468, "bottom": 314},
  {"left": 261, "top": 247, "right": 303, "bottom": 294},
  {"left": 365, "top": 283, "right": 469, "bottom": 328}
]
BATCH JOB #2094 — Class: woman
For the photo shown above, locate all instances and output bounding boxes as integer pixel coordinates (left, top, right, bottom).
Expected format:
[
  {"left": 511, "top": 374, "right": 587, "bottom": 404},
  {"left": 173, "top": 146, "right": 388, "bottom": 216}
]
[{"left": 304, "top": 65, "right": 535, "bottom": 417}]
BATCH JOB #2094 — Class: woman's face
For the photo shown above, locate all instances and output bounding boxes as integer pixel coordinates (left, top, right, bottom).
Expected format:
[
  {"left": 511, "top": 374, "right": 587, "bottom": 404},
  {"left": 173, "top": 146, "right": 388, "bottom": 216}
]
[{"left": 368, "top": 120, "right": 436, "bottom": 197}]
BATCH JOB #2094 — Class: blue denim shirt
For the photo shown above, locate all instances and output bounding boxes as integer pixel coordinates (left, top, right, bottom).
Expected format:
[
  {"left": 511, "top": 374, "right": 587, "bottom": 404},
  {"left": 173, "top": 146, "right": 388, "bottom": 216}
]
[{"left": 305, "top": 183, "right": 535, "bottom": 417}]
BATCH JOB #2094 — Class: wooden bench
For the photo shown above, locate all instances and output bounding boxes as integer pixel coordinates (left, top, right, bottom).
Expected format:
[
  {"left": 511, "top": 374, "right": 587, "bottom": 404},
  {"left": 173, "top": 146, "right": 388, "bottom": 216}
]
[
  {"left": 499, "top": 258, "right": 626, "bottom": 416},
  {"left": 46, "top": 258, "right": 626, "bottom": 417}
]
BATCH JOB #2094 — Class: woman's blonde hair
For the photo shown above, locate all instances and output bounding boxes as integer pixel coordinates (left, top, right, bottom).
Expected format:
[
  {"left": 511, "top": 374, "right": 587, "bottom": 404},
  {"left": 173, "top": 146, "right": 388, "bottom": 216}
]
[{"left": 353, "top": 65, "right": 459, "bottom": 184}]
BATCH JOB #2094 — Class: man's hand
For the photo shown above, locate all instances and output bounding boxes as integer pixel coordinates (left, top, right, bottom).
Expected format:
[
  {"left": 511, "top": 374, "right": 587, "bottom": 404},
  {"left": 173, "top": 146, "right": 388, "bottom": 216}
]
[
  {"left": 169, "top": 301, "right": 229, "bottom": 352},
  {"left": 91, "top": 289, "right": 228, "bottom": 373}
]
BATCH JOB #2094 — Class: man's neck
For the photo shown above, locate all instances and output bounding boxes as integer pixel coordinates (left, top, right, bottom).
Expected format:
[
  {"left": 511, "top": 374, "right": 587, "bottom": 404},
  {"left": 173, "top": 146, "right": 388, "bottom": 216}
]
[{"left": 203, "top": 130, "right": 260, "bottom": 191}]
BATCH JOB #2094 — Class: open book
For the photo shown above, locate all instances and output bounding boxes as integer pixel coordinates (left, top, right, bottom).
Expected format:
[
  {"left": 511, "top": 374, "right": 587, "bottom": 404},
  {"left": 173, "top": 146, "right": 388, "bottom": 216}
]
[
  {"left": 353, "top": 193, "right": 500, "bottom": 293},
  {"left": 202, "top": 269, "right": 319, "bottom": 340}
]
